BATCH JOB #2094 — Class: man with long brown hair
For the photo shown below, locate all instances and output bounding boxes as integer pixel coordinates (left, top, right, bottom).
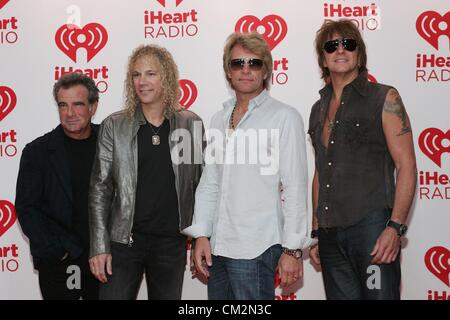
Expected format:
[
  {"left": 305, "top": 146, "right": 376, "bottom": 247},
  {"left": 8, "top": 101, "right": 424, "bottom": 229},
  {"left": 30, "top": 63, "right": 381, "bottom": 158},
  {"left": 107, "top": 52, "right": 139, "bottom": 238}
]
[
  {"left": 309, "top": 19, "right": 417, "bottom": 299},
  {"left": 88, "top": 44, "right": 204, "bottom": 299}
]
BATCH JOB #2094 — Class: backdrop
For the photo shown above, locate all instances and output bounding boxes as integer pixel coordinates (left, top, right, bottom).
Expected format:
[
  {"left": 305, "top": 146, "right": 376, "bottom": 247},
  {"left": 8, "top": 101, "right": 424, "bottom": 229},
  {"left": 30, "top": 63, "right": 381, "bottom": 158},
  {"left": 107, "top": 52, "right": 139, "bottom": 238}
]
[{"left": 0, "top": 0, "right": 449, "bottom": 300}]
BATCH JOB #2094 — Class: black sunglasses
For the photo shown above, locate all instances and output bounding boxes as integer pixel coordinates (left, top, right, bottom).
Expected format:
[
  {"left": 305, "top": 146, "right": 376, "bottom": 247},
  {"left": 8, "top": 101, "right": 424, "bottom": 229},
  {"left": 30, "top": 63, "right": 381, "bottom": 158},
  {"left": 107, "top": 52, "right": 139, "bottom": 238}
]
[
  {"left": 229, "top": 58, "right": 264, "bottom": 71},
  {"left": 323, "top": 38, "right": 357, "bottom": 54}
]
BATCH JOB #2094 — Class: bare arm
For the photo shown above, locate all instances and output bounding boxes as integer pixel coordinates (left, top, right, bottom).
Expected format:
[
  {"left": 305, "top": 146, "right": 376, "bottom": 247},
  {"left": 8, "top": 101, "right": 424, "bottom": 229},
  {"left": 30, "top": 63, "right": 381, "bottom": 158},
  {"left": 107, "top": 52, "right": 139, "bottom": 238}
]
[
  {"left": 371, "top": 88, "right": 417, "bottom": 264},
  {"left": 382, "top": 88, "right": 417, "bottom": 225}
]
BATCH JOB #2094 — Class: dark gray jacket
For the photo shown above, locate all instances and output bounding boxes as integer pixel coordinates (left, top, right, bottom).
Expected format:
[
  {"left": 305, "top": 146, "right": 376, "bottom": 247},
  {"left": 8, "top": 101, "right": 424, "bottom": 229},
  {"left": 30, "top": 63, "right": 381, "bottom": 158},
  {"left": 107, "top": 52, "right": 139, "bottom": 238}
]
[{"left": 89, "top": 107, "right": 204, "bottom": 257}]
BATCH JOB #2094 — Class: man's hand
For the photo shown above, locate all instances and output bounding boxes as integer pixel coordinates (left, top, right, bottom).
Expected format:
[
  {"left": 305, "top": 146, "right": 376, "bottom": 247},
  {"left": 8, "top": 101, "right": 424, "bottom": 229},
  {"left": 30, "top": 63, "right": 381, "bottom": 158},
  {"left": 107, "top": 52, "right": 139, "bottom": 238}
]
[
  {"left": 370, "top": 227, "right": 401, "bottom": 264},
  {"left": 309, "top": 244, "right": 320, "bottom": 265},
  {"left": 277, "top": 253, "right": 303, "bottom": 288},
  {"left": 193, "top": 237, "right": 212, "bottom": 278},
  {"left": 189, "top": 248, "right": 197, "bottom": 277},
  {"left": 89, "top": 253, "right": 112, "bottom": 283}
]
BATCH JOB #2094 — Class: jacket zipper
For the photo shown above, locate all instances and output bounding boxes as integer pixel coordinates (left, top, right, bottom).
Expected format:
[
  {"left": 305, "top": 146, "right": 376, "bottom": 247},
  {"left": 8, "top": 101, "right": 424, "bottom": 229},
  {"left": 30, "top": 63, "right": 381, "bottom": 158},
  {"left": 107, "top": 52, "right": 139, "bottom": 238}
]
[{"left": 128, "top": 233, "right": 134, "bottom": 247}]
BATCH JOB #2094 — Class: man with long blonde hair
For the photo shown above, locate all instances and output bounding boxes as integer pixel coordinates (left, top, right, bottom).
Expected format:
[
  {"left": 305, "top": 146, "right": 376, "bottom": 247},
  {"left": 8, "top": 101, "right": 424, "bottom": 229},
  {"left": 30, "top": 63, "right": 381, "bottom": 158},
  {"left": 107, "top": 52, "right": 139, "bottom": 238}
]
[{"left": 88, "top": 44, "right": 204, "bottom": 300}]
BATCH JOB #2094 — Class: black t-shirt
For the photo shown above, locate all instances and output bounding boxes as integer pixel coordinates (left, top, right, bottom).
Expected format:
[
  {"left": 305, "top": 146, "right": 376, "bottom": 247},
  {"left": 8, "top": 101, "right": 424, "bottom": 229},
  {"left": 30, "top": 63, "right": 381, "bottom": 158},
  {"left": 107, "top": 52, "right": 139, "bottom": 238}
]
[
  {"left": 132, "top": 119, "right": 181, "bottom": 237},
  {"left": 64, "top": 132, "right": 97, "bottom": 249}
]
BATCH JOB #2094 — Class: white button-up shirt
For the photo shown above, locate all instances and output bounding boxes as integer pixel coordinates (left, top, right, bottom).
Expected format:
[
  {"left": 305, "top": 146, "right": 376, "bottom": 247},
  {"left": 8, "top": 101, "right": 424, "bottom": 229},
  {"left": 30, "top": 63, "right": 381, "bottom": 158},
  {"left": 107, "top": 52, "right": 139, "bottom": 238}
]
[{"left": 183, "top": 90, "right": 310, "bottom": 259}]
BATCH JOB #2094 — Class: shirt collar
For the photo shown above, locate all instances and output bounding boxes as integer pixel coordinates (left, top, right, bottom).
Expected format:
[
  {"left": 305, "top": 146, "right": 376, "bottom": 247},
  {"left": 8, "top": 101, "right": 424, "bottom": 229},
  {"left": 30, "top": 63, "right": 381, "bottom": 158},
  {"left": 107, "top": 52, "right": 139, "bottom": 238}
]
[{"left": 222, "top": 89, "right": 270, "bottom": 121}]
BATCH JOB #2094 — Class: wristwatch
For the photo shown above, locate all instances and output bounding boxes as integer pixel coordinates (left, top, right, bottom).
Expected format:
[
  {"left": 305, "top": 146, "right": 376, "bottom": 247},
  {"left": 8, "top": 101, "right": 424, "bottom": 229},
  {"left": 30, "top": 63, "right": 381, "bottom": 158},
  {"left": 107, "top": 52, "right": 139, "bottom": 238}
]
[
  {"left": 282, "top": 247, "right": 303, "bottom": 259},
  {"left": 386, "top": 220, "right": 408, "bottom": 237}
]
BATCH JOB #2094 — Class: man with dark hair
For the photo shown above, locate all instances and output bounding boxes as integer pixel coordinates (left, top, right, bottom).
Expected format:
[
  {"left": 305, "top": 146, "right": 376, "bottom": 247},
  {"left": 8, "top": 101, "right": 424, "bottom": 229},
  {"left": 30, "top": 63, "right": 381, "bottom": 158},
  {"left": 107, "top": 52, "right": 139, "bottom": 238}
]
[
  {"left": 308, "top": 19, "right": 417, "bottom": 299},
  {"left": 15, "top": 72, "right": 100, "bottom": 299}
]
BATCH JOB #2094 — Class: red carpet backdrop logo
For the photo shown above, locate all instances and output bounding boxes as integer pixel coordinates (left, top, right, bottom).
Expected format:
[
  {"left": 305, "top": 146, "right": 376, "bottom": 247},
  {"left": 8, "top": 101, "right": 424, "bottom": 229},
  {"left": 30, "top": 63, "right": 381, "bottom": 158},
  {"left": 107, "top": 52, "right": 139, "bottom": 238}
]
[
  {"left": 419, "top": 128, "right": 450, "bottom": 168},
  {"left": 179, "top": 79, "right": 197, "bottom": 109},
  {"left": 55, "top": 23, "right": 108, "bottom": 63},
  {"left": 415, "top": 11, "right": 450, "bottom": 82},
  {"left": 416, "top": 11, "right": 450, "bottom": 50},
  {"left": 144, "top": 0, "right": 198, "bottom": 40},
  {"left": 0, "top": 200, "right": 16, "bottom": 237},
  {"left": 0, "top": 0, "right": 9, "bottom": 10},
  {"left": 156, "top": 0, "right": 184, "bottom": 7},
  {"left": 235, "top": 15, "right": 287, "bottom": 50},
  {"left": 0, "top": 86, "right": 16, "bottom": 122},
  {"left": 425, "top": 246, "right": 450, "bottom": 287}
]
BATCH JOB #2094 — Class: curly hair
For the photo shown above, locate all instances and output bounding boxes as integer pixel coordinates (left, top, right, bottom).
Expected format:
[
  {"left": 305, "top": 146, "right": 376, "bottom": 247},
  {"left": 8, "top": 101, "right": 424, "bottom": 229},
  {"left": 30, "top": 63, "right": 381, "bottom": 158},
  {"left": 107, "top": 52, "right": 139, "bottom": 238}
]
[
  {"left": 124, "top": 44, "right": 180, "bottom": 119},
  {"left": 223, "top": 32, "right": 273, "bottom": 90},
  {"left": 315, "top": 19, "right": 368, "bottom": 79}
]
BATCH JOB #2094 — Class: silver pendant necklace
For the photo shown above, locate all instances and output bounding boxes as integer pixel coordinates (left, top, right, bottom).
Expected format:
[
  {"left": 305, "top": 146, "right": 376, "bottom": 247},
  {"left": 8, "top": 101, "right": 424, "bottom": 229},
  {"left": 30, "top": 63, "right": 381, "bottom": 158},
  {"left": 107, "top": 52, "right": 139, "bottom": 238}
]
[{"left": 149, "top": 121, "right": 163, "bottom": 145}]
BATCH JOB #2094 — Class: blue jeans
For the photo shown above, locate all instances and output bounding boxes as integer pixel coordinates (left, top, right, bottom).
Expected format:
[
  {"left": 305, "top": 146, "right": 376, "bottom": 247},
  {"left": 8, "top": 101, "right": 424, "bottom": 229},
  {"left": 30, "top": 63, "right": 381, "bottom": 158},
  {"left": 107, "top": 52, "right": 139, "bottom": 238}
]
[
  {"left": 99, "top": 233, "right": 186, "bottom": 300},
  {"left": 318, "top": 208, "right": 401, "bottom": 300},
  {"left": 207, "top": 244, "right": 282, "bottom": 300}
]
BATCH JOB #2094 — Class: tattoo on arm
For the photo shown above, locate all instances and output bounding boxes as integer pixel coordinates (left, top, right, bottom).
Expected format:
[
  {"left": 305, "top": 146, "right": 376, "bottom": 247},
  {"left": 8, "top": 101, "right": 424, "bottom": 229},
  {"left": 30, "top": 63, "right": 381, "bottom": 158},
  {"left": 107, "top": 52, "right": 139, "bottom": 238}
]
[{"left": 383, "top": 92, "right": 411, "bottom": 136}]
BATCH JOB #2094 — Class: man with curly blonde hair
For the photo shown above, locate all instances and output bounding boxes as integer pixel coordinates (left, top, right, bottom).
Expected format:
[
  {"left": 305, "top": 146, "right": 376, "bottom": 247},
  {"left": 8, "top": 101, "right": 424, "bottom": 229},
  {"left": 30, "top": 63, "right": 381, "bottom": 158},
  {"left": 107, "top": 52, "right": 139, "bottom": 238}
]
[{"left": 88, "top": 44, "right": 204, "bottom": 300}]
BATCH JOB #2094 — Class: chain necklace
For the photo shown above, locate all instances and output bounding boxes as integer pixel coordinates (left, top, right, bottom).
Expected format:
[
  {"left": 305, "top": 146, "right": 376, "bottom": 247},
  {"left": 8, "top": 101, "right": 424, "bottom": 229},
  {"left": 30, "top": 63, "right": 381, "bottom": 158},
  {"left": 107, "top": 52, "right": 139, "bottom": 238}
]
[
  {"left": 327, "top": 112, "right": 335, "bottom": 131},
  {"left": 149, "top": 121, "right": 163, "bottom": 145},
  {"left": 229, "top": 105, "right": 237, "bottom": 130}
]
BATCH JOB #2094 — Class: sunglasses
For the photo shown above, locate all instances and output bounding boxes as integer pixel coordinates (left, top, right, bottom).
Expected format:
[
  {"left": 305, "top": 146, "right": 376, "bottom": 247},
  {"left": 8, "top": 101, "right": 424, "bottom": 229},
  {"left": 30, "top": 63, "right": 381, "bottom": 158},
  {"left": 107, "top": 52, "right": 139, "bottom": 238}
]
[
  {"left": 229, "top": 58, "right": 264, "bottom": 71},
  {"left": 323, "top": 38, "right": 357, "bottom": 54}
]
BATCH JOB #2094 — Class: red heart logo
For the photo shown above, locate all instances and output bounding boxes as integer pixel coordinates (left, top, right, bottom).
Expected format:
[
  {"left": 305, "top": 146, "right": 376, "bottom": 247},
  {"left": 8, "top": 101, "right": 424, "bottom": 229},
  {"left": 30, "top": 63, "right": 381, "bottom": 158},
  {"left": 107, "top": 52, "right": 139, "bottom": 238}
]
[
  {"left": 418, "top": 128, "right": 450, "bottom": 167},
  {"left": 416, "top": 11, "right": 450, "bottom": 50},
  {"left": 235, "top": 15, "right": 288, "bottom": 50},
  {"left": 0, "top": 86, "right": 17, "bottom": 122},
  {"left": 0, "top": 0, "right": 9, "bottom": 10},
  {"left": 179, "top": 79, "right": 197, "bottom": 110},
  {"left": 156, "top": 0, "right": 183, "bottom": 7},
  {"left": 0, "top": 200, "right": 16, "bottom": 237},
  {"left": 55, "top": 23, "right": 108, "bottom": 63},
  {"left": 425, "top": 246, "right": 450, "bottom": 287}
]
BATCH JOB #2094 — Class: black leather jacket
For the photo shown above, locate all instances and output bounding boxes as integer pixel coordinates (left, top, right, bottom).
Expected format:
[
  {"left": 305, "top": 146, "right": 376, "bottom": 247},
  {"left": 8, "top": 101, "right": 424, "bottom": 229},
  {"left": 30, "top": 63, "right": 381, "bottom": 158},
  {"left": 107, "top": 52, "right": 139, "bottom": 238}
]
[{"left": 89, "top": 107, "right": 204, "bottom": 257}]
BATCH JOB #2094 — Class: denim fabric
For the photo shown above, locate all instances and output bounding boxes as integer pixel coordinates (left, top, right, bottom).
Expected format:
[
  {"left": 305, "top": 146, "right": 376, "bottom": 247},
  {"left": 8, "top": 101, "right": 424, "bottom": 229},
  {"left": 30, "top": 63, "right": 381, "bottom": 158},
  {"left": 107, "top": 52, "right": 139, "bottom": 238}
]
[
  {"left": 207, "top": 244, "right": 282, "bottom": 300},
  {"left": 318, "top": 209, "right": 401, "bottom": 300},
  {"left": 99, "top": 233, "right": 186, "bottom": 300}
]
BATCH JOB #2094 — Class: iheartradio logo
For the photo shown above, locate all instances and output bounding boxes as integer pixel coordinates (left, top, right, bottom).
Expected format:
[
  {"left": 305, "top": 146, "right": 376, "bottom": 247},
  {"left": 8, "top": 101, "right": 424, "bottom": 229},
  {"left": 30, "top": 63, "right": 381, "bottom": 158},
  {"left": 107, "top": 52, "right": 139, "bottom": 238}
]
[
  {"left": 0, "top": 200, "right": 16, "bottom": 237},
  {"left": 156, "top": 0, "right": 183, "bottom": 7},
  {"left": 419, "top": 128, "right": 450, "bottom": 167},
  {"left": 416, "top": 11, "right": 450, "bottom": 50},
  {"left": 235, "top": 15, "right": 287, "bottom": 50},
  {"left": 55, "top": 23, "right": 108, "bottom": 63},
  {"left": 0, "top": 0, "right": 9, "bottom": 10},
  {"left": 179, "top": 79, "right": 197, "bottom": 109},
  {"left": 425, "top": 246, "right": 450, "bottom": 287},
  {"left": 0, "top": 86, "right": 16, "bottom": 122}
]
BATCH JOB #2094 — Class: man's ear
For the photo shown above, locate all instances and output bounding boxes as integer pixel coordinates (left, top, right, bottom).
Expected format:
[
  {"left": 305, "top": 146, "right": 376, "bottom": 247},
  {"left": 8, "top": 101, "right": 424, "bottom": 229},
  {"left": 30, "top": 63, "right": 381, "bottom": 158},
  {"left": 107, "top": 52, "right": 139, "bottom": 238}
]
[{"left": 89, "top": 102, "right": 98, "bottom": 115}]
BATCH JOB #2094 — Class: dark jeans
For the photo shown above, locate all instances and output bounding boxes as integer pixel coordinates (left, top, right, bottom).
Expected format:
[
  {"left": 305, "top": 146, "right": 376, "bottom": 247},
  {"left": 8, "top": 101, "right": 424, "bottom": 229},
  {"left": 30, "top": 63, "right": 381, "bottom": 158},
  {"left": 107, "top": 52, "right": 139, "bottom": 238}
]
[
  {"left": 99, "top": 233, "right": 187, "bottom": 300},
  {"left": 208, "top": 244, "right": 282, "bottom": 300},
  {"left": 38, "top": 252, "right": 99, "bottom": 300},
  {"left": 318, "top": 209, "right": 401, "bottom": 300}
]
